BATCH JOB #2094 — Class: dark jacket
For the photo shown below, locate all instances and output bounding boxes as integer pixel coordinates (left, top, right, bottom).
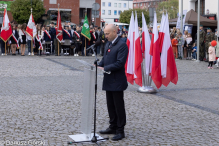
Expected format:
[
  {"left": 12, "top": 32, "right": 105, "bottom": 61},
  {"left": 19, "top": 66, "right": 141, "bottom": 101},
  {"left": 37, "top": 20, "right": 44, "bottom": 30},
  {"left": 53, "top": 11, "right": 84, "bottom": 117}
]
[
  {"left": 72, "top": 31, "right": 82, "bottom": 44},
  {"left": 10, "top": 30, "right": 19, "bottom": 44},
  {"left": 44, "top": 30, "right": 53, "bottom": 42},
  {"left": 98, "top": 37, "right": 128, "bottom": 91},
  {"left": 50, "top": 27, "right": 56, "bottom": 40},
  {"left": 90, "top": 31, "right": 98, "bottom": 45},
  {"left": 63, "top": 29, "right": 72, "bottom": 40}
]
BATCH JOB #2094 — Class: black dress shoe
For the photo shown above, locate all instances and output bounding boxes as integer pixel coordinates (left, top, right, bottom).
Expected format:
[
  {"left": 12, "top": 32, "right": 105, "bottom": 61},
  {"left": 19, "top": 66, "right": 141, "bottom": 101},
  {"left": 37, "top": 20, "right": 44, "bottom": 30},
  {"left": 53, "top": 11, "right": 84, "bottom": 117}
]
[
  {"left": 112, "top": 133, "right": 125, "bottom": 141},
  {"left": 99, "top": 128, "right": 116, "bottom": 134}
]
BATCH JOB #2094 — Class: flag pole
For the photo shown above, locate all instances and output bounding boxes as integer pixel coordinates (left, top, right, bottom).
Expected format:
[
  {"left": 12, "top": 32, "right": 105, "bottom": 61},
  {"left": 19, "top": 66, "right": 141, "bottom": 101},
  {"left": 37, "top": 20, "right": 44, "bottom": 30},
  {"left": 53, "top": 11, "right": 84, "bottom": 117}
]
[
  {"left": 85, "top": 38, "right": 86, "bottom": 56},
  {"left": 58, "top": 3, "right": 60, "bottom": 56},
  {"left": 5, "top": 42, "right": 6, "bottom": 55},
  {"left": 31, "top": 8, "right": 33, "bottom": 55}
]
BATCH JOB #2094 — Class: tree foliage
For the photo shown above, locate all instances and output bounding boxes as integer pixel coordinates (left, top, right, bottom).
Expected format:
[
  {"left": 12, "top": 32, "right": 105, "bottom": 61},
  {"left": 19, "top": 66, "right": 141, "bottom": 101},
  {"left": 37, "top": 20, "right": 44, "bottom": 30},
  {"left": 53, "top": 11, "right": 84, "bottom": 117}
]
[
  {"left": 10, "top": 0, "right": 45, "bottom": 24},
  {"left": 119, "top": 9, "right": 150, "bottom": 27},
  {"left": 156, "top": 0, "right": 178, "bottom": 22}
]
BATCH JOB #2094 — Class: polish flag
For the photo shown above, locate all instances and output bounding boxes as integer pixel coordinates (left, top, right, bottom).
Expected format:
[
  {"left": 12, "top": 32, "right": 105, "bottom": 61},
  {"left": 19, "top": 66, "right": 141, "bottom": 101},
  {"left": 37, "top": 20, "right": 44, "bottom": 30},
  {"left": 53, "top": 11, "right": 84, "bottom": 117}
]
[
  {"left": 158, "top": 13, "right": 166, "bottom": 53},
  {"left": 133, "top": 12, "right": 143, "bottom": 86},
  {"left": 142, "top": 12, "right": 152, "bottom": 75},
  {"left": 161, "top": 14, "right": 178, "bottom": 86},
  {"left": 0, "top": 9, "right": 12, "bottom": 42},
  {"left": 149, "top": 12, "right": 162, "bottom": 89},
  {"left": 26, "top": 13, "right": 37, "bottom": 38},
  {"left": 56, "top": 8, "right": 63, "bottom": 43},
  {"left": 125, "top": 12, "right": 135, "bottom": 85}
]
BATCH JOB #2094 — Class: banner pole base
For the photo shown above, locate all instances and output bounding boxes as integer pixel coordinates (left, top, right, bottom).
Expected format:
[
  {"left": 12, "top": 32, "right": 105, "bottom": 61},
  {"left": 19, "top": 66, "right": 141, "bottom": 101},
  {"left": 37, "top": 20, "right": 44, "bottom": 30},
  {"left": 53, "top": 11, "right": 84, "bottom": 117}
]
[{"left": 137, "top": 86, "right": 157, "bottom": 94}]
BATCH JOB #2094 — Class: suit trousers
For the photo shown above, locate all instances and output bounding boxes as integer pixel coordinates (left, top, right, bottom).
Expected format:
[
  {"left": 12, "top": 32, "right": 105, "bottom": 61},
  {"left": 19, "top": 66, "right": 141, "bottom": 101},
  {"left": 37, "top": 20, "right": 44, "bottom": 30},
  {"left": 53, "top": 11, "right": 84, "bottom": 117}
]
[{"left": 106, "top": 91, "right": 126, "bottom": 134}]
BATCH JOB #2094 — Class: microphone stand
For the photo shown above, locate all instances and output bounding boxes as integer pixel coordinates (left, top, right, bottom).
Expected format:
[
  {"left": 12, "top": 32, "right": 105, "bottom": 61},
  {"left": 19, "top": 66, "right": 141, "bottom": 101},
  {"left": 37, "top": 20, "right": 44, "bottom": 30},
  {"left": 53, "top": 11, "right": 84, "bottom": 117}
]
[{"left": 68, "top": 47, "right": 109, "bottom": 146}]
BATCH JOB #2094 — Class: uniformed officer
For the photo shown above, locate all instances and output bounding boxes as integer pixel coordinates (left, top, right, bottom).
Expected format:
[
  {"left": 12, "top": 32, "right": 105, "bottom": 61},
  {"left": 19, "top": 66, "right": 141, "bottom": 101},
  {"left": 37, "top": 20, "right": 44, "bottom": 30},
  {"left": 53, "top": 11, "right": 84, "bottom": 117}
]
[
  {"left": 72, "top": 25, "right": 82, "bottom": 56},
  {"left": 205, "top": 28, "right": 215, "bottom": 61},
  {"left": 199, "top": 25, "right": 206, "bottom": 61}
]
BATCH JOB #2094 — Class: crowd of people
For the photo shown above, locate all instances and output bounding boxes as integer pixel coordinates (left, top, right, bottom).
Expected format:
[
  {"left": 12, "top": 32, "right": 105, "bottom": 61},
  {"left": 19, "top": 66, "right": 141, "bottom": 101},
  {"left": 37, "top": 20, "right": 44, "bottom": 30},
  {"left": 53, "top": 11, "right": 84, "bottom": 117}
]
[
  {"left": 170, "top": 26, "right": 218, "bottom": 61},
  {"left": 0, "top": 21, "right": 218, "bottom": 69}
]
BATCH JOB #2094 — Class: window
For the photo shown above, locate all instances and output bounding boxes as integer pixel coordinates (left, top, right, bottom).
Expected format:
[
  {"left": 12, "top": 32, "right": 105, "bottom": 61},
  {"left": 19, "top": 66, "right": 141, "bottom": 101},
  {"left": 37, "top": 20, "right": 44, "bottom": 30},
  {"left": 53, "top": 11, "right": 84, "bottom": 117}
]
[
  {"left": 195, "top": 0, "right": 205, "bottom": 15},
  {"left": 118, "top": 10, "right": 121, "bottom": 15},
  {"left": 124, "top": 3, "right": 126, "bottom": 8},
  {"left": 114, "top": 10, "right": 117, "bottom": 15},
  {"left": 118, "top": 3, "right": 121, "bottom": 8},
  {"left": 134, "top": 4, "right": 136, "bottom": 7},
  {"left": 108, "top": 10, "right": 111, "bottom": 15},
  {"left": 102, "top": 10, "right": 105, "bottom": 15},
  {"left": 49, "top": 0, "right": 57, "bottom": 4},
  {"left": 114, "top": 3, "right": 117, "bottom": 7},
  {"left": 102, "top": 2, "right": 105, "bottom": 7},
  {"left": 140, "top": 3, "right": 142, "bottom": 6},
  {"left": 108, "top": 2, "right": 111, "bottom": 7},
  {"left": 154, "top": 2, "right": 156, "bottom": 5}
]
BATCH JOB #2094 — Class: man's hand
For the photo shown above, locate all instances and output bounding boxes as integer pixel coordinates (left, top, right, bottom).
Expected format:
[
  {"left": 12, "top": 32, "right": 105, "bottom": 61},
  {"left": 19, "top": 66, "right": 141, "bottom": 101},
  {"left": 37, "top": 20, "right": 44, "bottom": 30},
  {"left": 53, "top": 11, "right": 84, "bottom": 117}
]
[
  {"left": 76, "top": 39, "right": 79, "bottom": 41},
  {"left": 102, "top": 40, "right": 105, "bottom": 43},
  {"left": 93, "top": 41, "right": 95, "bottom": 43},
  {"left": 98, "top": 67, "right": 104, "bottom": 71}
]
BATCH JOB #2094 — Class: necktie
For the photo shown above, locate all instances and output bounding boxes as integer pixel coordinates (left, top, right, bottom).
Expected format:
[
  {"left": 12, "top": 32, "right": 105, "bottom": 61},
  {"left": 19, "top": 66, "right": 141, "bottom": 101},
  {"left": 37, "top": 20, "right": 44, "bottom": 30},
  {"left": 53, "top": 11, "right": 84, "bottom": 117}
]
[{"left": 109, "top": 42, "right": 112, "bottom": 48}]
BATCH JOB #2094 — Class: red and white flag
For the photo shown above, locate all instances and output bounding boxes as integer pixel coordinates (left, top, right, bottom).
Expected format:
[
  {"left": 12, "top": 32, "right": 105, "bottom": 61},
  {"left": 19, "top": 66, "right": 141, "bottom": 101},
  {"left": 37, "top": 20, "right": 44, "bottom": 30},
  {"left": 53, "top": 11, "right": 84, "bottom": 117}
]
[
  {"left": 0, "top": 9, "right": 12, "bottom": 42},
  {"left": 158, "top": 13, "right": 166, "bottom": 52},
  {"left": 56, "top": 9, "right": 63, "bottom": 43},
  {"left": 149, "top": 12, "right": 162, "bottom": 89},
  {"left": 125, "top": 12, "right": 135, "bottom": 85},
  {"left": 160, "top": 14, "right": 178, "bottom": 86},
  {"left": 26, "top": 14, "right": 37, "bottom": 38},
  {"left": 133, "top": 12, "right": 143, "bottom": 86},
  {"left": 142, "top": 12, "right": 152, "bottom": 75}
]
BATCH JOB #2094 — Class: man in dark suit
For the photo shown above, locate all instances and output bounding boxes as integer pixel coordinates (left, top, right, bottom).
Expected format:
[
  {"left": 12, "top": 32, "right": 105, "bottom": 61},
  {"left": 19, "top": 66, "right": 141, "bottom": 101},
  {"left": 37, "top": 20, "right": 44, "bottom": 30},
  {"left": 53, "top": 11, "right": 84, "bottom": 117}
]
[{"left": 97, "top": 24, "right": 128, "bottom": 141}]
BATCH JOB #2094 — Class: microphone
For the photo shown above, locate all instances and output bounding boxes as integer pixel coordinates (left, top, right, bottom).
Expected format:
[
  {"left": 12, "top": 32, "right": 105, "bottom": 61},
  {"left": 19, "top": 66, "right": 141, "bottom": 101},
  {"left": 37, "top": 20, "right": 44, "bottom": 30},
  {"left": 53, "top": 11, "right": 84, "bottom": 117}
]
[
  {"left": 86, "top": 41, "right": 102, "bottom": 50},
  {"left": 86, "top": 44, "right": 95, "bottom": 50},
  {"left": 94, "top": 40, "right": 101, "bottom": 47}
]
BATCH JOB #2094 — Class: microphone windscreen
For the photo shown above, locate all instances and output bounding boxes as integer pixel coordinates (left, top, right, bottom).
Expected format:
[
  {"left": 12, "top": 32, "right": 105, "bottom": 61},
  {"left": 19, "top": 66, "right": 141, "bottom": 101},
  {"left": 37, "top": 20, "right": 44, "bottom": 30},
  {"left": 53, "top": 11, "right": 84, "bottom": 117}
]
[{"left": 94, "top": 40, "right": 101, "bottom": 47}]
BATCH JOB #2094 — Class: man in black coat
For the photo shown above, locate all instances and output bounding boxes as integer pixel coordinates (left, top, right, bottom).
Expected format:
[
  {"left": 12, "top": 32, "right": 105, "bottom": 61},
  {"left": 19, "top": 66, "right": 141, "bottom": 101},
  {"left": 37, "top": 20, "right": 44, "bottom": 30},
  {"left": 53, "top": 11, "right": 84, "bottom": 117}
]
[{"left": 97, "top": 24, "right": 128, "bottom": 141}]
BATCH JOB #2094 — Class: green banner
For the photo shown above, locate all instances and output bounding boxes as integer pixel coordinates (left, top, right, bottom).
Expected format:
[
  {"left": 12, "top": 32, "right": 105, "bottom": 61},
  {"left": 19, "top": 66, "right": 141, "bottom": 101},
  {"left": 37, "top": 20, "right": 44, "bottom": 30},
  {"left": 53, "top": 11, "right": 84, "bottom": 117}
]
[
  {"left": 81, "top": 15, "right": 91, "bottom": 41},
  {"left": 0, "top": 1, "right": 13, "bottom": 11}
]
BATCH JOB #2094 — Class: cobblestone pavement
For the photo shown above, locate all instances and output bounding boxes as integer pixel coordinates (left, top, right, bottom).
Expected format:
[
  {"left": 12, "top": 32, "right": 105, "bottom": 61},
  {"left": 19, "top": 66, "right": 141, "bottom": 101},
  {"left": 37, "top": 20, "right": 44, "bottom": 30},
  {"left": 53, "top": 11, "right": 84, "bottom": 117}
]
[{"left": 0, "top": 55, "right": 218, "bottom": 146}]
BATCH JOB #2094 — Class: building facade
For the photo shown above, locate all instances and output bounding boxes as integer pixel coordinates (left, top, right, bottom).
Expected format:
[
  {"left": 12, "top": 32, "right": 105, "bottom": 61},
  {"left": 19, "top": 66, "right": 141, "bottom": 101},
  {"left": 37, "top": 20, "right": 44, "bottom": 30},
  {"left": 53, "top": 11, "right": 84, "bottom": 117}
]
[
  {"left": 179, "top": 0, "right": 218, "bottom": 20},
  {"left": 0, "top": 0, "right": 102, "bottom": 26},
  {"left": 101, "top": 0, "right": 133, "bottom": 24},
  {"left": 133, "top": 0, "right": 167, "bottom": 22},
  {"left": 44, "top": 0, "right": 101, "bottom": 26}
]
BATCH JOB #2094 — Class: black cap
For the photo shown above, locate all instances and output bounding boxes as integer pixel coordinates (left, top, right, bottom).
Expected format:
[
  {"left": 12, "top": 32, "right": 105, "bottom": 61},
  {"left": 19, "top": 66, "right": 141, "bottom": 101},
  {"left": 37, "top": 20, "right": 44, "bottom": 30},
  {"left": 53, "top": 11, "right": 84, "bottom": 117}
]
[{"left": 51, "top": 22, "right": 54, "bottom": 24}]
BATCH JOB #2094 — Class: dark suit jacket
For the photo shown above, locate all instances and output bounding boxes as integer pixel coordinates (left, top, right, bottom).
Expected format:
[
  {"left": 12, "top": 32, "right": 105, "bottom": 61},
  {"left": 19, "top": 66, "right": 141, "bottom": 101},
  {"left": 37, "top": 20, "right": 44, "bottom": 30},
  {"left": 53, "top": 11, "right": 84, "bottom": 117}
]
[
  {"left": 98, "top": 37, "right": 128, "bottom": 91},
  {"left": 90, "top": 31, "right": 98, "bottom": 45},
  {"left": 63, "top": 29, "right": 72, "bottom": 40}
]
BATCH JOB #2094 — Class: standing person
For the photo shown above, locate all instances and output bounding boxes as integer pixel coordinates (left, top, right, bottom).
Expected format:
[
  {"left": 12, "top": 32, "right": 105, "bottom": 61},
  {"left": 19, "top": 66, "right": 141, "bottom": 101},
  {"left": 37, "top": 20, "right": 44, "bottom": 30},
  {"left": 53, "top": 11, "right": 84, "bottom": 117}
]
[
  {"left": 19, "top": 23, "right": 27, "bottom": 56},
  {"left": 50, "top": 22, "right": 56, "bottom": 54},
  {"left": 10, "top": 24, "right": 19, "bottom": 55},
  {"left": 16, "top": 24, "right": 21, "bottom": 54},
  {"left": 182, "top": 30, "right": 188, "bottom": 59},
  {"left": 208, "top": 41, "right": 216, "bottom": 69},
  {"left": 44, "top": 25, "right": 53, "bottom": 54},
  {"left": 98, "top": 24, "right": 128, "bottom": 141},
  {"left": 171, "top": 36, "right": 178, "bottom": 59},
  {"left": 72, "top": 25, "right": 82, "bottom": 56},
  {"left": 96, "top": 27, "right": 102, "bottom": 55},
  {"left": 177, "top": 32, "right": 183, "bottom": 59},
  {"left": 35, "top": 24, "right": 43, "bottom": 55},
  {"left": 120, "top": 33, "right": 127, "bottom": 43},
  {"left": 100, "top": 27, "right": 106, "bottom": 56},
  {"left": 90, "top": 27, "right": 98, "bottom": 56},
  {"left": 205, "top": 28, "right": 215, "bottom": 62},
  {"left": 185, "top": 33, "right": 193, "bottom": 59},
  {"left": 26, "top": 29, "right": 32, "bottom": 56},
  {"left": 199, "top": 25, "right": 206, "bottom": 61},
  {"left": 192, "top": 42, "right": 197, "bottom": 60}
]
